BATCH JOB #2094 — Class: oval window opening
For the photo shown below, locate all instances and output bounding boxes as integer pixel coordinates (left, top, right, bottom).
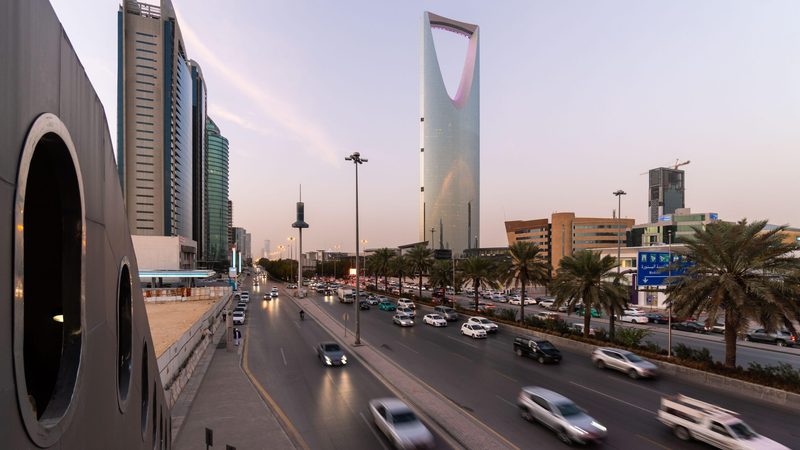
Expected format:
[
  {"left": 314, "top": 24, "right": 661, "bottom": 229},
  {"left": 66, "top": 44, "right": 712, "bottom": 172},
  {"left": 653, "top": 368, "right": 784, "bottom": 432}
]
[
  {"left": 118, "top": 262, "right": 133, "bottom": 405},
  {"left": 21, "top": 131, "right": 83, "bottom": 424}
]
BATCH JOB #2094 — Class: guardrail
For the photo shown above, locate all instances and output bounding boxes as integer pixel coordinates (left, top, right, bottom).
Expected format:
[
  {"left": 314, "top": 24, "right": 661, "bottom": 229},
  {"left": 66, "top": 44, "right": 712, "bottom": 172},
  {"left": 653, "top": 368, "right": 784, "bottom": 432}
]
[{"left": 156, "top": 289, "right": 232, "bottom": 407}]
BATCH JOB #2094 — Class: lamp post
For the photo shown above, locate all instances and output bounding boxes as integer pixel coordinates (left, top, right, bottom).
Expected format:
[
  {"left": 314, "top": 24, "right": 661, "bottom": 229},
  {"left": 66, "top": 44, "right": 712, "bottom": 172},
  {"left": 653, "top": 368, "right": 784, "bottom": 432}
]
[
  {"left": 288, "top": 237, "right": 295, "bottom": 285},
  {"left": 360, "top": 239, "right": 368, "bottom": 281},
  {"left": 430, "top": 227, "right": 435, "bottom": 250},
  {"left": 345, "top": 152, "right": 367, "bottom": 345},
  {"left": 667, "top": 230, "right": 673, "bottom": 357},
  {"left": 612, "top": 189, "right": 627, "bottom": 342}
]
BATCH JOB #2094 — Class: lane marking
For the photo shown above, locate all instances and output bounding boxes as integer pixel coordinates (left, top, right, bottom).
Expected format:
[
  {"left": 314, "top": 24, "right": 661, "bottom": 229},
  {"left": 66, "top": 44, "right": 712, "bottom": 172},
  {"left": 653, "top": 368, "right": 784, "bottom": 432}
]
[
  {"left": 444, "top": 334, "right": 480, "bottom": 349},
  {"left": 496, "top": 395, "right": 517, "bottom": 409},
  {"left": 636, "top": 433, "right": 673, "bottom": 450},
  {"left": 395, "top": 341, "right": 420, "bottom": 354},
  {"left": 603, "top": 374, "right": 665, "bottom": 396},
  {"left": 493, "top": 369, "right": 519, "bottom": 384},
  {"left": 241, "top": 327, "right": 311, "bottom": 450},
  {"left": 360, "top": 412, "right": 391, "bottom": 450},
  {"left": 569, "top": 381, "right": 653, "bottom": 415},
  {"left": 280, "top": 347, "right": 287, "bottom": 366}
]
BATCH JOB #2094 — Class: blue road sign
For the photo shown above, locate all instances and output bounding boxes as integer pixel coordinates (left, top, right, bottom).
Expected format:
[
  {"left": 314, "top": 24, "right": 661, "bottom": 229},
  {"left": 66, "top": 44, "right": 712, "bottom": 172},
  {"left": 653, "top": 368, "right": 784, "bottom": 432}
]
[{"left": 637, "top": 251, "right": 689, "bottom": 286}]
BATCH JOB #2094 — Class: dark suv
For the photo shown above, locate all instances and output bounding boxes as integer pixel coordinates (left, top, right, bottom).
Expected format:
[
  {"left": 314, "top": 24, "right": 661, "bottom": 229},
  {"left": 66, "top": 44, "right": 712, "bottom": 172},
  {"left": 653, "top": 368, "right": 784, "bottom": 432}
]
[{"left": 513, "top": 337, "right": 562, "bottom": 364}]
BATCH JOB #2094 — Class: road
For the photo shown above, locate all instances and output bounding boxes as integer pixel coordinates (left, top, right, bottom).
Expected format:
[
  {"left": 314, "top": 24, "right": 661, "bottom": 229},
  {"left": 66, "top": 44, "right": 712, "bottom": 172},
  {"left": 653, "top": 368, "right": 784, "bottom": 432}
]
[
  {"left": 307, "top": 288, "right": 799, "bottom": 450},
  {"left": 444, "top": 293, "right": 800, "bottom": 370},
  {"left": 242, "top": 281, "right": 452, "bottom": 450}
]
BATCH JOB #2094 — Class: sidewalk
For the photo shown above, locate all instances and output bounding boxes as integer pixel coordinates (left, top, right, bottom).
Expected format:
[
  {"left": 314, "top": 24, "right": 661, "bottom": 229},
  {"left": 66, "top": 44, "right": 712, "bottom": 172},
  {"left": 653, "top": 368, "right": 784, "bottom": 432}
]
[
  {"left": 293, "top": 295, "right": 516, "bottom": 450},
  {"left": 172, "top": 322, "right": 295, "bottom": 450}
]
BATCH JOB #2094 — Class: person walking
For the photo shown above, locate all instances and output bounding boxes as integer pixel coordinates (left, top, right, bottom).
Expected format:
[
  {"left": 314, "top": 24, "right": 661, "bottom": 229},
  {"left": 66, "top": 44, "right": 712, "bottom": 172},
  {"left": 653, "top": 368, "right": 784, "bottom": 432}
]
[{"left": 233, "top": 328, "right": 242, "bottom": 346}]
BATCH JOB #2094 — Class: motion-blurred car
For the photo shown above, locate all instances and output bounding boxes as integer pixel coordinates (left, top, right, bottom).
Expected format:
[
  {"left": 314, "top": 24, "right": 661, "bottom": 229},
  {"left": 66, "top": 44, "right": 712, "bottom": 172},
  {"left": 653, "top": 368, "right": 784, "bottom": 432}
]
[
  {"left": 646, "top": 313, "right": 669, "bottom": 324},
  {"left": 592, "top": 347, "right": 657, "bottom": 379},
  {"left": 397, "top": 298, "right": 415, "bottom": 309},
  {"left": 423, "top": 314, "right": 447, "bottom": 327},
  {"left": 576, "top": 307, "right": 601, "bottom": 318},
  {"left": 745, "top": 329, "right": 797, "bottom": 347},
  {"left": 514, "top": 337, "right": 562, "bottom": 364},
  {"left": 359, "top": 300, "right": 371, "bottom": 310},
  {"left": 518, "top": 386, "right": 607, "bottom": 445},
  {"left": 620, "top": 312, "right": 649, "bottom": 324},
  {"left": 317, "top": 342, "right": 347, "bottom": 366},
  {"left": 433, "top": 306, "right": 458, "bottom": 321},
  {"left": 368, "top": 398, "right": 434, "bottom": 449},
  {"left": 379, "top": 301, "right": 396, "bottom": 311},
  {"left": 671, "top": 321, "right": 710, "bottom": 334},
  {"left": 461, "top": 323, "right": 487, "bottom": 339},
  {"left": 397, "top": 306, "right": 416, "bottom": 318},
  {"left": 467, "top": 316, "right": 499, "bottom": 333},
  {"left": 393, "top": 314, "right": 414, "bottom": 327}
]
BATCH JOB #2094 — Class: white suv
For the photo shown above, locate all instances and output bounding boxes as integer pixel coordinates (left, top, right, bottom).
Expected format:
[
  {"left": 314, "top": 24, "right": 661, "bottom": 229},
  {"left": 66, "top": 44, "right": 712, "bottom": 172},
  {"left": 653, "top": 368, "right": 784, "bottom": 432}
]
[{"left": 467, "top": 316, "right": 499, "bottom": 333}]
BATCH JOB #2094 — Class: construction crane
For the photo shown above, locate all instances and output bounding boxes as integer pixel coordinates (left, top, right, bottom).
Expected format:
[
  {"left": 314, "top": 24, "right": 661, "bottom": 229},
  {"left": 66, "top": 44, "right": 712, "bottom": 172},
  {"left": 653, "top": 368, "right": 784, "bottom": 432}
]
[{"left": 640, "top": 159, "right": 691, "bottom": 175}]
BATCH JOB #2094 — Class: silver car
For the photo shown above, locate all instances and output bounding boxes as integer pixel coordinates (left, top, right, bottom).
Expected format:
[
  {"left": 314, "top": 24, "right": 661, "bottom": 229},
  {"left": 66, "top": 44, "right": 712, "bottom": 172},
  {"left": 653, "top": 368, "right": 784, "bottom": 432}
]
[
  {"left": 592, "top": 347, "right": 658, "bottom": 379},
  {"left": 369, "top": 398, "right": 434, "bottom": 449},
  {"left": 393, "top": 314, "right": 414, "bottom": 327},
  {"left": 517, "top": 386, "right": 607, "bottom": 445}
]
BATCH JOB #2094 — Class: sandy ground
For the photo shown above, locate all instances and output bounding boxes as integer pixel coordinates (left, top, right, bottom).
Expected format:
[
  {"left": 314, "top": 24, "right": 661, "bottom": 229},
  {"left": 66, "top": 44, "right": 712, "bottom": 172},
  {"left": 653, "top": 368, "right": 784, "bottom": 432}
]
[{"left": 145, "top": 299, "right": 217, "bottom": 357}]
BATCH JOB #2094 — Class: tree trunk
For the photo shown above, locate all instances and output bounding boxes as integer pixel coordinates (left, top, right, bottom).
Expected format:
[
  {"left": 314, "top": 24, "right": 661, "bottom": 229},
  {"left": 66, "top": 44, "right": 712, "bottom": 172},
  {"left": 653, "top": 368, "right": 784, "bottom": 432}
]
[
  {"left": 520, "top": 281, "right": 526, "bottom": 323},
  {"left": 474, "top": 280, "right": 480, "bottom": 311},
  {"left": 418, "top": 273, "right": 423, "bottom": 301},
  {"left": 584, "top": 307, "right": 591, "bottom": 338},
  {"left": 724, "top": 309, "right": 738, "bottom": 369},
  {"left": 384, "top": 274, "right": 388, "bottom": 293},
  {"left": 609, "top": 311, "right": 616, "bottom": 342}
]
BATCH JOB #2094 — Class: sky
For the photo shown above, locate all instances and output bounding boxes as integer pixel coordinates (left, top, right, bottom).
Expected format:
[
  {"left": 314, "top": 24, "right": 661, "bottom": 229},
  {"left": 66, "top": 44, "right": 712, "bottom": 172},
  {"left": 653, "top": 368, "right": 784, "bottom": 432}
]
[{"left": 52, "top": 0, "right": 800, "bottom": 257}]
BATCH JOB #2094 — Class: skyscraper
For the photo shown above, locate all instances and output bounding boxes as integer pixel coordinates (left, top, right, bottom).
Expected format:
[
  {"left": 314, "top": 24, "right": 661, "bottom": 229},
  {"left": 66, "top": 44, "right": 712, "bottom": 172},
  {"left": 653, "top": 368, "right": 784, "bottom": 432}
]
[
  {"left": 190, "top": 60, "right": 207, "bottom": 261},
  {"left": 419, "top": 12, "right": 480, "bottom": 257},
  {"left": 118, "top": 0, "right": 192, "bottom": 238},
  {"left": 648, "top": 167, "right": 685, "bottom": 223},
  {"left": 263, "top": 240, "right": 271, "bottom": 259},
  {"left": 205, "top": 117, "right": 229, "bottom": 264}
]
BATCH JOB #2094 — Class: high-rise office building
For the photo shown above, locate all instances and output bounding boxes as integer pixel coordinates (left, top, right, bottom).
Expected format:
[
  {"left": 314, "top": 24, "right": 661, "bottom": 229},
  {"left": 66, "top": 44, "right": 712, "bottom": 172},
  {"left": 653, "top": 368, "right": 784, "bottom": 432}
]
[
  {"left": 190, "top": 60, "right": 207, "bottom": 261},
  {"left": 227, "top": 200, "right": 234, "bottom": 250},
  {"left": 118, "top": 0, "right": 192, "bottom": 238},
  {"left": 244, "top": 232, "right": 252, "bottom": 262},
  {"left": 263, "top": 240, "right": 271, "bottom": 259},
  {"left": 648, "top": 167, "right": 685, "bottom": 223},
  {"left": 205, "top": 117, "right": 229, "bottom": 264},
  {"left": 419, "top": 12, "right": 480, "bottom": 257}
]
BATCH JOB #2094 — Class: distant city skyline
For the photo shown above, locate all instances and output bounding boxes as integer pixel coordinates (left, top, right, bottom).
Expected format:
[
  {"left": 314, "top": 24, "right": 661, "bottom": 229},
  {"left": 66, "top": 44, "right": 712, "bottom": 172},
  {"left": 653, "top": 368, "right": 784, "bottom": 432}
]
[{"left": 53, "top": 0, "right": 800, "bottom": 254}]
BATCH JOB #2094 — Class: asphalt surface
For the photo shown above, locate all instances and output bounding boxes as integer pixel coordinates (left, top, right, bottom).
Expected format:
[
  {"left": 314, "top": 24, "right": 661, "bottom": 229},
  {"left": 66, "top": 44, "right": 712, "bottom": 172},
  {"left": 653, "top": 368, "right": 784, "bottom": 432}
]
[
  {"left": 447, "top": 294, "right": 800, "bottom": 370},
  {"left": 243, "top": 282, "right": 452, "bottom": 450},
  {"left": 308, "top": 289, "right": 799, "bottom": 450}
]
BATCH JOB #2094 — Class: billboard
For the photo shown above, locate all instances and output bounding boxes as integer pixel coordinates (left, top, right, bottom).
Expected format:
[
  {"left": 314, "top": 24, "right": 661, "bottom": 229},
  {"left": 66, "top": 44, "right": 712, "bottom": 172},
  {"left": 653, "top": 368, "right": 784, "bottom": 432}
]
[{"left": 637, "top": 251, "right": 690, "bottom": 286}]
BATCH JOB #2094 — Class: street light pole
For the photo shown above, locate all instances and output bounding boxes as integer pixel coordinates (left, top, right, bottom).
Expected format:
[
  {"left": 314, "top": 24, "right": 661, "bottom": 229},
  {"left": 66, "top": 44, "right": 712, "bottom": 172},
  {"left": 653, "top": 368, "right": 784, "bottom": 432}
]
[
  {"left": 346, "top": 152, "right": 367, "bottom": 345},
  {"left": 667, "top": 230, "right": 673, "bottom": 357},
  {"left": 430, "top": 227, "right": 435, "bottom": 250},
  {"left": 612, "top": 189, "right": 627, "bottom": 341}
]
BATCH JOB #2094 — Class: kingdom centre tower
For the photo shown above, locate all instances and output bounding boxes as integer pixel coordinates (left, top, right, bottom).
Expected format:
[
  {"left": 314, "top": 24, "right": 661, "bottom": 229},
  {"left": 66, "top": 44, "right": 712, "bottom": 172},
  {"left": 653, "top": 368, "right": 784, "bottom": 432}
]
[{"left": 419, "top": 12, "right": 480, "bottom": 257}]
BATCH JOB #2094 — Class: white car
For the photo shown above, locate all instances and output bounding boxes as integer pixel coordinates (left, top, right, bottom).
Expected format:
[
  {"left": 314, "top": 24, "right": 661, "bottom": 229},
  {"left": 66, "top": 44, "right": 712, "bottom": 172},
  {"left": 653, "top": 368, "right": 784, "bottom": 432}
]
[
  {"left": 232, "top": 311, "right": 245, "bottom": 325},
  {"left": 397, "top": 298, "right": 416, "bottom": 310},
  {"left": 467, "top": 316, "right": 499, "bottom": 333},
  {"left": 538, "top": 299, "right": 556, "bottom": 310},
  {"left": 461, "top": 323, "right": 487, "bottom": 339},
  {"left": 509, "top": 297, "right": 536, "bottom": 306},
  {"left": 239, "top": 292, "right": 250, "bottom": 302},
  {"left": 620, "top": 312, "right": 649, "bottom": 324},
  {"left": 423, "top": 314, "right": 447, "bottom": 327},
  {"left": 369, "top": 398, "right": 435, "bottom": 449},
  {"left": 491, "top": 294, "right": 508, "bottom": 303},
  {"left": 393, "top": 314, "right": 414, "bottom": 327}
]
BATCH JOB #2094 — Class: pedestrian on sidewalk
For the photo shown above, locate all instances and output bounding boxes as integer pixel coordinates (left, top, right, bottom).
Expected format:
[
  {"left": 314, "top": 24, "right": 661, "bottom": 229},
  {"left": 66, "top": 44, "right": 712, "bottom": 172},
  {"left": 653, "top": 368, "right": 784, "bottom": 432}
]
[{"left": 233, "top": 328, "right": 242, "bottom": 346}]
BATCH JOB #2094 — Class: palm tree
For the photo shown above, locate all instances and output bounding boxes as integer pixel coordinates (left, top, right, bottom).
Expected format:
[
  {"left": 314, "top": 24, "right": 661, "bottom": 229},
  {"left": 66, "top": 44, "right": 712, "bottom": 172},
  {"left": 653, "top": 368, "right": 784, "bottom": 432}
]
[
  {"left": 365, "top": 255, "right": 379, "bottom": 290},
  {"left": 407, "top": 244, "right": 433, "bottom": 300},
  {"left": 389, "top": 255, "right": 410, "bottom": 295},
  {"left": 500, "top": 242, "right": 550, "bottom": 322},
  {"left": 666, "top": 220, "right": 800, "bottom": 368},
  {"left": 458, "top": 256, "right": 500, "bottom": 311},
  {"left": 550, "top": 250, "right": 628, "bottom": 338},
  {"left": 428, "top": 260, "right": 453, "bottom": 301},
  {"left": 373, "top": 248, "right": 396, "bottom": 292}
]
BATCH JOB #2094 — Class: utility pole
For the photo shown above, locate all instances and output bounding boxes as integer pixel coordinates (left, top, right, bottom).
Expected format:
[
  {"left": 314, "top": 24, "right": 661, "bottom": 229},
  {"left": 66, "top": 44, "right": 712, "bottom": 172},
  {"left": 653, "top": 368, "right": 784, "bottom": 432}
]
[{"left": 345, "top": 152, "right": 367, "bottom": 345}]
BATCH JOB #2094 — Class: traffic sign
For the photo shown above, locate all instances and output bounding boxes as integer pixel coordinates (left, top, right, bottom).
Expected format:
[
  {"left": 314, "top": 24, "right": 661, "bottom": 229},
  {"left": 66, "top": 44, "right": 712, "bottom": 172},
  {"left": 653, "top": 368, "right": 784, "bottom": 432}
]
[{"left": 637, "top": 251, "right": 689, "bottom": 286}]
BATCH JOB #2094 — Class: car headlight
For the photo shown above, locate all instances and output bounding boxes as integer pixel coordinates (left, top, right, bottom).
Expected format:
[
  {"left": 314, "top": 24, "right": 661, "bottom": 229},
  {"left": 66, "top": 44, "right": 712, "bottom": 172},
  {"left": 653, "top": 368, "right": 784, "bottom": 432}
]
[
  {"left": 324, "top": 356, "right": 332, "bottom": 365},
  {"left": 570, "top": 425, "right": 588, "bottom": 435},
  {"left": 341, "top": 355, "right": 347, "bottom": 363},
  {"left": 591, "top": 421, "right": 607, "bottom": 432}
]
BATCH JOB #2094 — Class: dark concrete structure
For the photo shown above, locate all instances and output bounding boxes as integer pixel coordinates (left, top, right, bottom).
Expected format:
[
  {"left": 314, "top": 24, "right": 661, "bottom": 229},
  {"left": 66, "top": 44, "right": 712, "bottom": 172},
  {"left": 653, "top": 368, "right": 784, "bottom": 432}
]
[{"left": 1, "top": 1, "right": 170, "bottom": 448}]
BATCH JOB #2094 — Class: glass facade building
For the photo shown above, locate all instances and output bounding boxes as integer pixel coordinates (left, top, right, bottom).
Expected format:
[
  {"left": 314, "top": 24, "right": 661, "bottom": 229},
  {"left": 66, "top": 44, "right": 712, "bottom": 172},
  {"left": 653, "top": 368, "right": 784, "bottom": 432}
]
[
  {"left": 648, "top": 167, "right": 685, "bottom": 223},
  {"left": 190, "top": 61, "right": 207, "bottom": 261},
  {"left": 419, "top": 12, "right": 480, "bottom": 257},
  {"left": 205, "top": 118, "right": 230, "bottom": 264}
]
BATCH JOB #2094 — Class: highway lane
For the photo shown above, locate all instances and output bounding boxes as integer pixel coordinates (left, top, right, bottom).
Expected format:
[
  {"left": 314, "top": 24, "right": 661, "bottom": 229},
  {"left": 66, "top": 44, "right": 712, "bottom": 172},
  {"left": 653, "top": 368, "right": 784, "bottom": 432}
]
[
  {"left": 447, "top": 295, "right": 800, "bottom": 370},
  {"left": 312, "top": 291, "right": 799, "bottom": 449},
  {"left": 241, "top": 282, "right": 452, "bottom": 450}
]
